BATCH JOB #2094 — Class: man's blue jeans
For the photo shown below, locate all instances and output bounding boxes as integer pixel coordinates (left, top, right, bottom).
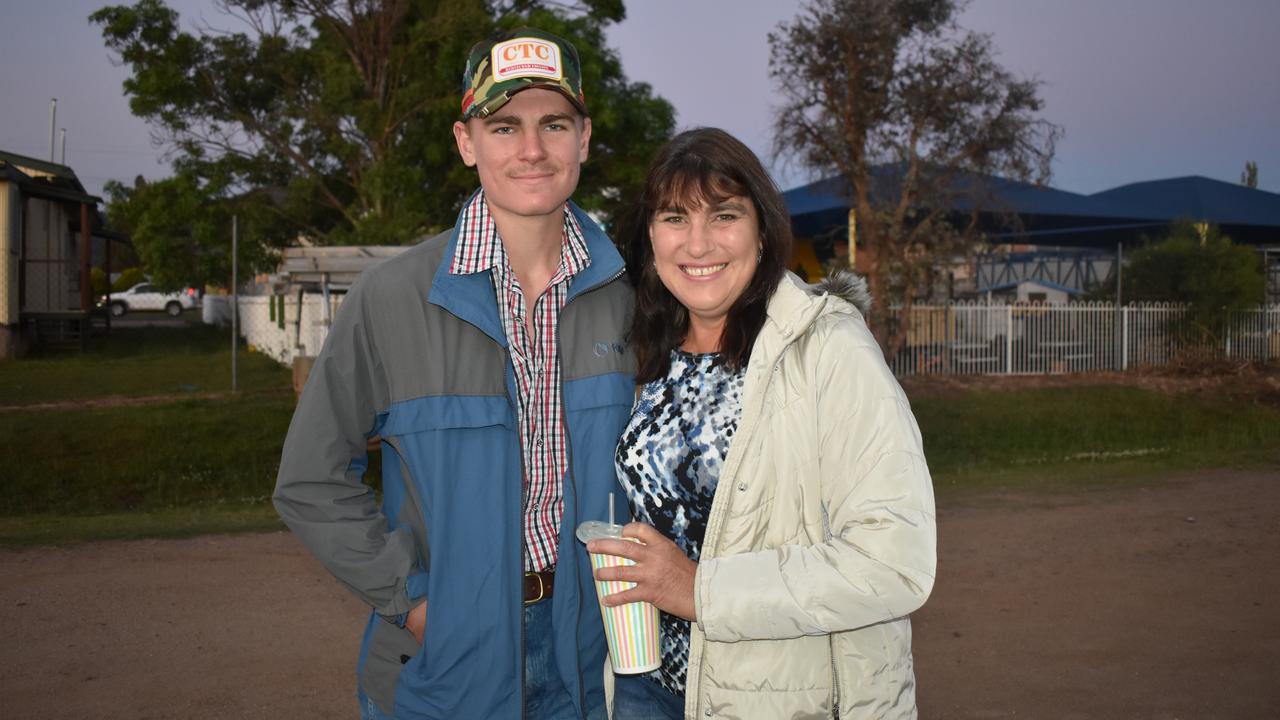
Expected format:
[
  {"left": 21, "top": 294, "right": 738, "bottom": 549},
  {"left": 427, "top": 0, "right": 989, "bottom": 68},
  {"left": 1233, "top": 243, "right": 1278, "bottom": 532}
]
[
  {"left": 359, "top": 599, "right": 605, "bottom": 719},
  {"left": 611, "top": 673, "right": 684, "bottom": 720},
  {"left": 525, "top": 598, "right": 607, "bottom": 719}
]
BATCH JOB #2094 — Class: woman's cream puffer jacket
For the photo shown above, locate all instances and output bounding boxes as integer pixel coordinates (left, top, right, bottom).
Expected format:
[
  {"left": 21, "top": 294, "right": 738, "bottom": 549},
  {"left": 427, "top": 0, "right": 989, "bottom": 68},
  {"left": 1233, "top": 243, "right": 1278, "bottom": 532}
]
[{"left": 684, "top": 272, "right": 936, "bottom": 720}]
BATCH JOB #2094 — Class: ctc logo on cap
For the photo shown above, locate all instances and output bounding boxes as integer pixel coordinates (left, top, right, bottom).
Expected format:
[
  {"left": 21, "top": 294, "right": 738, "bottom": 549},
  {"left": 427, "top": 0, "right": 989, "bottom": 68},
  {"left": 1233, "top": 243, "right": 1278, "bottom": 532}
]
[{"left": 492, "top": 38, "right": 563, "bottom": 81}]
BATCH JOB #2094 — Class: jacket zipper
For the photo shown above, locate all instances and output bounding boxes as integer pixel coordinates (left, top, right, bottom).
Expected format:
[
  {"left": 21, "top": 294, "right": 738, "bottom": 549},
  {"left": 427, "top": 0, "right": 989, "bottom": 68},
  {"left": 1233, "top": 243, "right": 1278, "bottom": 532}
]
[
  {"left": 557, "top": 342, "right": 587, "bottom": 717},
  {"left": 823, "top": 505, "right": 841, "bottom": 719},
  {"left": 557, "top": 267, "right": 623, "bottom": 718},
  {"left": 501, "top": 346, "right": 530, "bottom": 720},
  {"left": 829, "top": 638, "right": 842, "bottom": 719}
]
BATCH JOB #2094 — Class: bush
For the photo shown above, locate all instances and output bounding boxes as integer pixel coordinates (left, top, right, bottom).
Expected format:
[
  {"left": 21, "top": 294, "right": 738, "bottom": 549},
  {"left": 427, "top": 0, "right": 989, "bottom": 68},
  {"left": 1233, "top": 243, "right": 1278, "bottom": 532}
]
[
  {"left": 112, "top": 267, "right": 146, "bottom": 292},
  {"left": 1124, "top": 222, "right": 1264, "bottom": 339},
  {"left": 90, "top": 267, "right": 109, "bottom": 296}
]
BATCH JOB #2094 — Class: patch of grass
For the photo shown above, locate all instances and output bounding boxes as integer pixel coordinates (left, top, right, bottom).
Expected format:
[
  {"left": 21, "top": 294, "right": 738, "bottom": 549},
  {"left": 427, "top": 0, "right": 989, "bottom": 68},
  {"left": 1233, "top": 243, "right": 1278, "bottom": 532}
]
[
  {"left": 0, "top": 322, "right": 390, "bottom": 545},
  {"left": 0, "top": 324, "right": 290, "bottom": 406},
  {"left": 5, "top": 348, "right": 1277, "bottom": 545},
  {"left": 0, "top": 394, "right": 299, "bottom": 515},
  {"left": 913, "top": 385, "right": 1280, "bottom": 489},
  {"left": 0, "top": 503, "right": 285, "bottom": 547}
]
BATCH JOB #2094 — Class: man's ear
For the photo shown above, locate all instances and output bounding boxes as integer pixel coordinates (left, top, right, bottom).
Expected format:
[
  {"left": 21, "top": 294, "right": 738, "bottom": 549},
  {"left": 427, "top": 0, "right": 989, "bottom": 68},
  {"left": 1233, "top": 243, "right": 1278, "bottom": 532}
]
[
  {"left": 453, "top": 120, "right": 477, "bottom": 167},
  {"left": 578, "top": 117, "right": 592, "bottom": 164}
]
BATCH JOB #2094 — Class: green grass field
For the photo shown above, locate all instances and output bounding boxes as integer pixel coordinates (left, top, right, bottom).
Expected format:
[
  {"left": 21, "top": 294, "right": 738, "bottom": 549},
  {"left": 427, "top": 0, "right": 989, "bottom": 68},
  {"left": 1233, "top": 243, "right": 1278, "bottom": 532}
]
[
  {"left": 1, "top": 324, "right": 1276, "bottom": 545},
  {"left": 913, "top": 385, "right": 1280, "bottom": 491},
  {"left": 0, "top": 323, "right": 288, "bottom": 406}
]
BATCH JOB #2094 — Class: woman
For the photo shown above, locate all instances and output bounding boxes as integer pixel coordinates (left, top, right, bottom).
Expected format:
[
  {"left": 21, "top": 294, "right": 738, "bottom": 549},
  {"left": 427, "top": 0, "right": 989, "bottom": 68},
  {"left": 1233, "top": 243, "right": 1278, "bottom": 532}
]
[{"left": 587, "top": 128, "right": 936, "bottom": 719}]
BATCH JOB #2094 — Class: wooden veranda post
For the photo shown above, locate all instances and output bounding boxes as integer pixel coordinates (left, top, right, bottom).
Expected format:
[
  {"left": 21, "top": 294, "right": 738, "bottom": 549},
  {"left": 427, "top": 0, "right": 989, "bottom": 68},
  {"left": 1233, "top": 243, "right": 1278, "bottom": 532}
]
[{"left": 847, "top": 208, "right": 857, "bottom": 270}]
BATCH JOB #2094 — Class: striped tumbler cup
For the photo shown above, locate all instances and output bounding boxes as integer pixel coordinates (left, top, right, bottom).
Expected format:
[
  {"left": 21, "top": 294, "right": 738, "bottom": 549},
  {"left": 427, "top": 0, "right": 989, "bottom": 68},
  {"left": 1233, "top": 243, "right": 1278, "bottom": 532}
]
[{"left": 577, "top": 521, "right": 661, "bottom": 674}]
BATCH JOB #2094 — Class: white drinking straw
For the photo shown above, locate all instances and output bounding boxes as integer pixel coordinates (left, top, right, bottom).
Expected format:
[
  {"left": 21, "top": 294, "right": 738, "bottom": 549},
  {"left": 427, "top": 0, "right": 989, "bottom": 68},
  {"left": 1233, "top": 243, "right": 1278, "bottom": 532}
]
[{"left": 609, "top": 492, "right": 615, "bottom": 527}]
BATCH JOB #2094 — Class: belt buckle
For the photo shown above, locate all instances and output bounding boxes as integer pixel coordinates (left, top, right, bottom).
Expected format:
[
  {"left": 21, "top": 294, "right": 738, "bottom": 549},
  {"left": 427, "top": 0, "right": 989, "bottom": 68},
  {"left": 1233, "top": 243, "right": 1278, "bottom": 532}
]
[{"left": 524, "top": 571, "right": 546, "bottom": 605}]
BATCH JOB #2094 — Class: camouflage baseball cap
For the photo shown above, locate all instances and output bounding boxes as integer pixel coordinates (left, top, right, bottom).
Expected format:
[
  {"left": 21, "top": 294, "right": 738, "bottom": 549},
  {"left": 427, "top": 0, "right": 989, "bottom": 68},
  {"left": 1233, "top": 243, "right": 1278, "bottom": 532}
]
[{"left": 460, "top": 27, "right": 588, "bottom": 120}]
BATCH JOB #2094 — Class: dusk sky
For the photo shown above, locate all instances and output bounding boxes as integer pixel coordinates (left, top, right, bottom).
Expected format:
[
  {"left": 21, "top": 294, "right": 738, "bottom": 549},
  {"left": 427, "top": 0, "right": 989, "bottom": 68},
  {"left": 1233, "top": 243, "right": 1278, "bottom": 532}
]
[{"left": 2, "top": 0, "right": 1277, "bottom": 201}]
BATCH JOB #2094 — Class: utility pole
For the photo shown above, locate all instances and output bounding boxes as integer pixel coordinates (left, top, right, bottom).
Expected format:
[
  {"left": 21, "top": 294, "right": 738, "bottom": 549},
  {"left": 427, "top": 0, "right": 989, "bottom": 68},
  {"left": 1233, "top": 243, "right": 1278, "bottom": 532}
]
[
  {"left": 59, "top": 129, "right": 66, "bottom": 164},
  {"left": 48, "top": 99, "right": 57, "bottom": 162},
  {"left": 231, "top": 215, "right": 239, "bottom": 393}
]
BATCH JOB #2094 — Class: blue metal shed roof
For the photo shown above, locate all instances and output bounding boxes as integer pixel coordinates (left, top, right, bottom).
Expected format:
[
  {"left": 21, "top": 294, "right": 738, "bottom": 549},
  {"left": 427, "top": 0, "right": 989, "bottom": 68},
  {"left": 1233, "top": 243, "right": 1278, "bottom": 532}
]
[
  {"left": 1090, "top": 176, "right": 1280, "bottom": 226},
  {"left": 783, "top": 170, "right": 1280, "bottom": 248}
]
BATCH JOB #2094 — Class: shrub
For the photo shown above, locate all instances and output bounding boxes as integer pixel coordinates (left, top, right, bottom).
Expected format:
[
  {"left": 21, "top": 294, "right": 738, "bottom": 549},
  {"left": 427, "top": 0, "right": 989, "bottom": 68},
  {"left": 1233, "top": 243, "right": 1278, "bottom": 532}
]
[
  {"left": 1124, "top": 222, "right": 1264, "bottom": 341},
  {"left": 90, "top": 267, "right": 109, "bottom": 296},
  {"left": 112, "top": 267, "right": 146, "bottom": 292}
]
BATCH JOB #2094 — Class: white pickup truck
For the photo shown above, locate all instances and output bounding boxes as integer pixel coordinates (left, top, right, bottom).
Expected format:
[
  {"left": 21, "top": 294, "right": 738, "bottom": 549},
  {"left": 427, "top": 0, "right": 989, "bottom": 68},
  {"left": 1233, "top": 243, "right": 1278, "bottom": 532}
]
[{"left": 106, "top": 283, "right": 200, "bottom": 317}]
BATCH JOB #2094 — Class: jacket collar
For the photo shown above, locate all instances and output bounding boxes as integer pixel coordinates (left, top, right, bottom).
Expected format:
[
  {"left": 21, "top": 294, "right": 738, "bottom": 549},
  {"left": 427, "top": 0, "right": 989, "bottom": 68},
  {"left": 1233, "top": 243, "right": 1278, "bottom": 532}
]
[
  {"left": 426, "top": 195, "right": 624, "bottom": 348},
  {"left": 763, "top": 273, "right": 826, "bottom": 341}
]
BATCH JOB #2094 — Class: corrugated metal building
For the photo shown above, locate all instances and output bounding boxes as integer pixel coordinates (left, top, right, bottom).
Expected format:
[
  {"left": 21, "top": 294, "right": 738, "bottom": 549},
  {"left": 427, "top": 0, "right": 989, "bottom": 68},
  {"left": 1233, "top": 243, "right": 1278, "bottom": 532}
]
[{"left": 0, "top": 150, "right": 128, "bottom": 358}]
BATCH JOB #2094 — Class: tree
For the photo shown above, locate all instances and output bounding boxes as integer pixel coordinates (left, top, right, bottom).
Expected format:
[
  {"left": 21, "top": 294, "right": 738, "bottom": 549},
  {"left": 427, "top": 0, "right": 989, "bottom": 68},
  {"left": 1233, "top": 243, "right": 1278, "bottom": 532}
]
[
  {"left": 1241, "top": 161, "right": 1258, "bottom": 188},
  {"left": 769, "top": 0, "right": 1059, "bottom": 355},
  {"left": 103, "top": 171, "right": 283, "bottom": 290},
  {"left": 92, "top": 0, "right": 673, "bottom": 287},
  {"left": 1125, "top": 221, "right": 1264, "bottom": 343}
]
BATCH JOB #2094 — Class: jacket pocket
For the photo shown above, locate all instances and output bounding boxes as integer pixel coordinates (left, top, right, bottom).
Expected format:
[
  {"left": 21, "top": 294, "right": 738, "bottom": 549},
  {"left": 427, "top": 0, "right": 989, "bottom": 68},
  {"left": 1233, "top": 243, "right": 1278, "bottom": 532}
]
[
  {"left": 360, "top": 618, "right": 423, "bottom": 715},
  {"left": 703, "top": 635, "right": 831, "bottom": 693}
]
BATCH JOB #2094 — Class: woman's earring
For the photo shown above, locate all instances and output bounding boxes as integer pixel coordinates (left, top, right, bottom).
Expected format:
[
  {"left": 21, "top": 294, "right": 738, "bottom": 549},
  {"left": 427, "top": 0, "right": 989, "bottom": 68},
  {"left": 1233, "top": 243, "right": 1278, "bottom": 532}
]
[{"left": 757, "top": 247, "right": 764, "bottom": 262}]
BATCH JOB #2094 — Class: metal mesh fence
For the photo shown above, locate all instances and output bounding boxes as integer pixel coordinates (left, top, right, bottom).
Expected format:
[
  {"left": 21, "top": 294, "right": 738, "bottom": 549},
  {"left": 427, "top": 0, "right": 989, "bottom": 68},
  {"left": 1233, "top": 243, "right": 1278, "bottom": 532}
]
[
  {"left": 206, "top": 294, "right": 1279, "bottom": 377},
  {"left": 884, "top": 301, "right": 1280, "bottom": 376}
]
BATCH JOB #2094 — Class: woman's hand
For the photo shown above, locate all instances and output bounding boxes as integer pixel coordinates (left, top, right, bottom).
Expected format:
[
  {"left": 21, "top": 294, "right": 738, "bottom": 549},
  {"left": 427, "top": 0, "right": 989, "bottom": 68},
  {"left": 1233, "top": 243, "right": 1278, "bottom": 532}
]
[{"left": 587, "top": 522, "right": 698, "bottom": 622}]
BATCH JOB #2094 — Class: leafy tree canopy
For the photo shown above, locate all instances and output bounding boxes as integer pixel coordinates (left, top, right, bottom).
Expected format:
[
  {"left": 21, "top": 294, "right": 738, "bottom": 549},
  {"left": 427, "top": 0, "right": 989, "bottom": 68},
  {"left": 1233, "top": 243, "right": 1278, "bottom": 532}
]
[
  {"left": 1241, "top": 161, "right": 1258, "bottom": 188},
  {"left": 769, "top": 0, "right": 1059, "bottom": 354},
  {"left": 93, "top": 0, "right": 674, "bottom": 289}
]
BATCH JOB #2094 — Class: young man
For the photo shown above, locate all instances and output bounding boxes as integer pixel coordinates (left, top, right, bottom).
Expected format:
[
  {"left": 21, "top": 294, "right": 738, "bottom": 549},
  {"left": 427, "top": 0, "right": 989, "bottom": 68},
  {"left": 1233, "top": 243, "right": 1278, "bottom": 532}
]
[{"left": 274, "top": 28, "right": 634, "bottom": 720}]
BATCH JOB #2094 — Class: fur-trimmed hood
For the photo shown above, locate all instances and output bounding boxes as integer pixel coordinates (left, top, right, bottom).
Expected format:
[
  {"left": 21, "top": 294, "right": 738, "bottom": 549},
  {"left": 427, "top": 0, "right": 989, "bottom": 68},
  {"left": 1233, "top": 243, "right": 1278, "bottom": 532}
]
[
  {"left": 764, "top": 270, "right": 874, "bottom": 352},
  {"left": 815, "top": 270, "right": 872, "bottom": 316}
]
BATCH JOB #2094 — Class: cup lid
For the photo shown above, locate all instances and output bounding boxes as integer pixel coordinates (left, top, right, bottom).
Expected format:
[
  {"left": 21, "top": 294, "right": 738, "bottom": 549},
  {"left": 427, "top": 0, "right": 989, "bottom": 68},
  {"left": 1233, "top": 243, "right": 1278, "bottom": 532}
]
[{"left": 575, "top": 520, "right": 623, "bottom": 544}]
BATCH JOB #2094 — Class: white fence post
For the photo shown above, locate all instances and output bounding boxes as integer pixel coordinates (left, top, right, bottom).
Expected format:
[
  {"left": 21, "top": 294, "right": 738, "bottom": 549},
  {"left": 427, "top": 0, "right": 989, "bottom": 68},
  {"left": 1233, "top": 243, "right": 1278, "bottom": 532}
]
[
  {"left": 1005, "top": 305, "right": 1013, "bottom": 374},
  {"left": 1121, "top": 306, "right": 1129, "bottom": 371}
]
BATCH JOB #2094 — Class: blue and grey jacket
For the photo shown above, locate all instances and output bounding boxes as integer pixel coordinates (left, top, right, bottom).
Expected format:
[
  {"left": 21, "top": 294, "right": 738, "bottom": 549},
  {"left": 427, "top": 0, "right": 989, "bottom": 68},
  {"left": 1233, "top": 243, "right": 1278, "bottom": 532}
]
[{"left": 274, "top": 202, "right": 635, "bottom": 719}]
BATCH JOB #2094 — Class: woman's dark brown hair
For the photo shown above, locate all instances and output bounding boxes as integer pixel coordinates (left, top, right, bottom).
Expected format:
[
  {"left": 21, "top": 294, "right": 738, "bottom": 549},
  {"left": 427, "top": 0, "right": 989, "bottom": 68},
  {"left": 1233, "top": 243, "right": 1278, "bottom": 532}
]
[{"left": 622, "top": 127, "right": 794, "bottom": 383}]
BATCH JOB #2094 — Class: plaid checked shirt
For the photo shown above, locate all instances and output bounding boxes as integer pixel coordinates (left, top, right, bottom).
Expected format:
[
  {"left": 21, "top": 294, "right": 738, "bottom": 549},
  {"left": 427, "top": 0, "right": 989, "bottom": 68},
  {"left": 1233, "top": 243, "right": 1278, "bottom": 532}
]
[{"left": 449, "top": 191, "right": 590, "bottom": 572}]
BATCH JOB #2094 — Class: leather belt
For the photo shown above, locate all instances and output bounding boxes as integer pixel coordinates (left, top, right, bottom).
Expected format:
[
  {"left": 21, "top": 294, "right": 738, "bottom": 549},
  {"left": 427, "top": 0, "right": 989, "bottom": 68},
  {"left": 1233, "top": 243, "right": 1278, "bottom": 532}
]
[{"left": 524, "top": 569, "right": 555, "bottom": 605}]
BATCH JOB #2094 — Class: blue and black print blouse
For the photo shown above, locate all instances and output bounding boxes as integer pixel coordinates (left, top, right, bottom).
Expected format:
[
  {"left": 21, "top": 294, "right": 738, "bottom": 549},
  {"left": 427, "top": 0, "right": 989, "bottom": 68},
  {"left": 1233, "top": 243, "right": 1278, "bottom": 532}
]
[{"left": 614, "top": 349, "right": 746, "bottom": 696}]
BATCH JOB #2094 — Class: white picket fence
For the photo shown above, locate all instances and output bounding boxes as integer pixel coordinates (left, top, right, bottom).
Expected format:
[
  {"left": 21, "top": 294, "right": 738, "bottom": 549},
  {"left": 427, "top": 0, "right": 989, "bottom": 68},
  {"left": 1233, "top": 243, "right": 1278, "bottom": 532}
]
[
  {"left": 886, "top": 301, "right": 1280, "bottom": 376},
  {"left": 207, "top": 293, "right": 1280, "bottom": 376}
]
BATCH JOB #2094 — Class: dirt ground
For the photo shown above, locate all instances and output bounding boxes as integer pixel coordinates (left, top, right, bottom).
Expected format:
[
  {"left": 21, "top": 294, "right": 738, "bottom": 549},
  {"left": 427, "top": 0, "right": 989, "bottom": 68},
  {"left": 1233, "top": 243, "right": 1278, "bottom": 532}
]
[
  {"left": 2, "top": 468, "right": 1276, "bottom": 719},
  {"left": 898, "top": 361, "right": 1280, "bottom": 407}
]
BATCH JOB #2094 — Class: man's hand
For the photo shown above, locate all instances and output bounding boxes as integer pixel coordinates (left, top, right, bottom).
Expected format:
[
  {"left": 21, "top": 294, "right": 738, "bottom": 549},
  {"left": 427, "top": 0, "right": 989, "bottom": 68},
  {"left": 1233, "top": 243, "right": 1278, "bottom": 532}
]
[
  {"left": 405, "top": 601, "right": 426, "bottom": 644},
  {"left": 587, "top": 522, "right": 697, "bottom": 622}
]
